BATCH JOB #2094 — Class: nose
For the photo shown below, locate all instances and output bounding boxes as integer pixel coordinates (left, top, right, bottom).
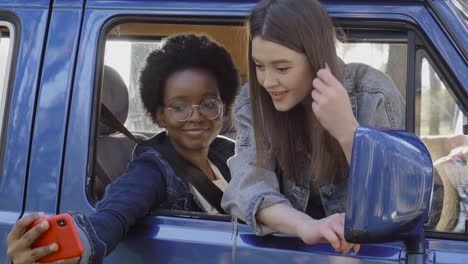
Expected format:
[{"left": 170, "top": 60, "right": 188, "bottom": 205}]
[
  {"left": 261, "top": 69, "right": 279, "bottom": 89},
  {"left": 187, "top": 105, "right": 203, "bottom": 122}
]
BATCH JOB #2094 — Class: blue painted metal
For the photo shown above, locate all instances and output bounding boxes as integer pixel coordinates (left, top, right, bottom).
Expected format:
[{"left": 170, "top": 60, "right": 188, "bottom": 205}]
[
  {"left": 108, "top": 216, "right": 403, "bottom": 263},
  {"left": 54, "top": 0, "right": 85, "bottom": 8},
  {"left": 431, "top": 0, "right": 467, "bottom": 61},
  {"left": 0, "top": 3, "right": 52, "bottom": 264},
  {"left": 236, "top": 232, "right": 403, "bottom": 263},
  {"left": 105, "top": 217, "right": 235, "bottom": 264},
  {"left": 25, "top": 4, "right": 84, "bottom": 214},
  {"left": 0, "top": 0, "right": 49, "bottom": 7},
  {"left": 86, "top": 0, "right": 256, "bottom": 11},
  {"left": 345, "top": 127, "right": 433, "bottom": 254}
]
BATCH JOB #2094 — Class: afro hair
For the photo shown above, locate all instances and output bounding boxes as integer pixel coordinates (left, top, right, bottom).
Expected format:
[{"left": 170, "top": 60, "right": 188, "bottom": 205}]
[{"left": 139, "top": 33, "right": 240, "bottom": 124}]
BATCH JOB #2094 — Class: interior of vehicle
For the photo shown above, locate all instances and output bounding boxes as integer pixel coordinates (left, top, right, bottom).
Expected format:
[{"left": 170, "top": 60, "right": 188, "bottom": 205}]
[{"left": 90, "top": 21, "right": 468, "bottom": 235}]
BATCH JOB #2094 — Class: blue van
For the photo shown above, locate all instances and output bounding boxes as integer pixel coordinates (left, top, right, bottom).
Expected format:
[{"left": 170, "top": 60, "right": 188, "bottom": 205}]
[{"left": 0, "top": 0, "right": 466, "bottom": 263}]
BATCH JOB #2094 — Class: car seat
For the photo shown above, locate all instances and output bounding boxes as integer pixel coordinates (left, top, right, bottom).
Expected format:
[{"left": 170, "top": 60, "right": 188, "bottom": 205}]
[{"left": 91, "top": 65, "right": 146, "bottom": 202}]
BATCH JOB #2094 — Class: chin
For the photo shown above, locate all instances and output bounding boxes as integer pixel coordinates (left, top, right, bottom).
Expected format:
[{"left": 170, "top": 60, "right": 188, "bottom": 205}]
[
  {"left": 272, "top": 101, "right": 294, "bottom": 112},
  {"left": 182, "top": 138, "right": 212, "bottom": 150}
]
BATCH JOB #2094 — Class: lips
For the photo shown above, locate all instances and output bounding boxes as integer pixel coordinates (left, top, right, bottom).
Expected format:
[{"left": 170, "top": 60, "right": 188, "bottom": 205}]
[
  {"left": 269, "top": 91, "right": 288, "bottom": 101},
  {"left": 181, "top": 128, "right": 209, "bottom": 136}
]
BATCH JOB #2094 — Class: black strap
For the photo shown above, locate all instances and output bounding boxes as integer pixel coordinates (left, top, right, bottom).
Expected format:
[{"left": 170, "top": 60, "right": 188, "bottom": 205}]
[
  {"left": 100, "top": 104, "right": 142, "bottom": 144},
  {"left": 99, "top": 103, "right": 225, "bottom": 213},
  {"left": 149, "top": 139, "right": 225, "bottom": 213}
]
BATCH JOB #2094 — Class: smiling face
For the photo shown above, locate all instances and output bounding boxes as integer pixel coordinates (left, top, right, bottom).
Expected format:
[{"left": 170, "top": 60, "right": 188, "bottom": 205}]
[
  {"left": 156, "top": 68, "right": 223, "bottom": 153},
  {"left": 252, "top": 36, "right": 314, "bottom": 112}
]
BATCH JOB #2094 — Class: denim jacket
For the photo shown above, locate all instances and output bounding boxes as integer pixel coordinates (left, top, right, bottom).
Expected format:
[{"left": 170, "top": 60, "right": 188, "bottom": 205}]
[
  {"left": 73, "top": 132, "right": 234, "bottom": 264},
  {"left": 221, "top": 62, "right": 406, "bottom": 235}
]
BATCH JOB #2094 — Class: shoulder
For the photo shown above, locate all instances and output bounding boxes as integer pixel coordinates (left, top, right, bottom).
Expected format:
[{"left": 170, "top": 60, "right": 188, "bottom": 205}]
[
  {"left": 130, "top": 139, "right": 171, "bottom": 173},
  {"left": 210, "top": 136, "right": 235, "bottom": 160},
  {"left": 235, "top": 83, "right": 251, "bottom": 112},
  {"left": 343, "top": 62, "right": 396, "bottom": 93}
]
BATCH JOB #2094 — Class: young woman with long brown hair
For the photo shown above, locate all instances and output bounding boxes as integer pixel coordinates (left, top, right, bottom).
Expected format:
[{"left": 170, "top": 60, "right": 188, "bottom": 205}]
[{"left": 222, "top": 0, "right": 405, "bottom": 254}]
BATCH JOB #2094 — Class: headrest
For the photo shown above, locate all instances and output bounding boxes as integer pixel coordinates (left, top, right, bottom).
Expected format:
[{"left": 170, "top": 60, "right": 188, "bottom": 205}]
[{"left": 99, "top": 65, "right": 129, "bottom": 135}]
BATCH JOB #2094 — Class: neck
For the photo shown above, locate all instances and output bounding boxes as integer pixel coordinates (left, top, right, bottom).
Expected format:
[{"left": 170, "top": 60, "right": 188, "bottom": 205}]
[{"left": 169, "top": 138, "right": 214, "bottom": 180}]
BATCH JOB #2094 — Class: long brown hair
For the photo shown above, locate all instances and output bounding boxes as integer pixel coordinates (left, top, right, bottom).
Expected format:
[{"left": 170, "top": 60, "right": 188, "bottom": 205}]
[{"left": 248, "top": 0, "right": 348, "bottom": 184}]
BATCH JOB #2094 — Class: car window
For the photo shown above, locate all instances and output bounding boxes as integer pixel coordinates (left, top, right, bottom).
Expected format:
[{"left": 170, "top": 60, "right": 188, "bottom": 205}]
[
  {"left": 337, "top": 26, "right": 467, "bottom": 237},
  {"left": 90, "top": 21, "right": 246, "bottom": 203},
  {"left": 92, "top": 22, "right": 410, "bottom": 214},
  {"left": 92, "top": 20, "right": 468, "bottom": 231},
  {"left": 0, "top": 22, "right": 14, "bottom": 150},
  {"left": 337, "top": 41, "right": 407, "bottom": 100},
  {"left": 103, "top": 23, "right": 247, "bottom": 136},
  {"left": 417, "top": 50, "right": 468, "bottom": 234}
]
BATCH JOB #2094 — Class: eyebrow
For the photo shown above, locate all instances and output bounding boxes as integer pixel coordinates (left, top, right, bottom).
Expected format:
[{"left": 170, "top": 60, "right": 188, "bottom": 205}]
[
  {"left": 271, "top": 59, "right": 293, "bottom": 64},
  {"left": 252, "top": 58, "right": 293, "bottom": 64},
  {"left": 167, "top": 93, "right": 219, "bottom": 102}
]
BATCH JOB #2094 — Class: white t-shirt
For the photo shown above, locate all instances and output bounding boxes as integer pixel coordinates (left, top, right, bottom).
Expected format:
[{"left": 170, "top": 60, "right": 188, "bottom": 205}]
[{"left": 190, "top": 160, "right": 228, "bottom": 214}]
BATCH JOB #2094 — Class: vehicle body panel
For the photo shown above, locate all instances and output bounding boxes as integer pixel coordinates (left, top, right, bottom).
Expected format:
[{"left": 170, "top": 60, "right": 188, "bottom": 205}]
[{"left": 0, "top": 1, "right": 53, "bottom": 262}]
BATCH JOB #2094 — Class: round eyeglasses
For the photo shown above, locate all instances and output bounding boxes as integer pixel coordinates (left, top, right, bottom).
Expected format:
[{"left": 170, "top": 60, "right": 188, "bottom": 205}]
[{"left": 166, "top": 98, "right": 223, "bottom": 122}]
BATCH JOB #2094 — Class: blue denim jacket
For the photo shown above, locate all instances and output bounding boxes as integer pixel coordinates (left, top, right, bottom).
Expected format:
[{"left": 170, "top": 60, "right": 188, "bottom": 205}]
[
  {"left": 221, "top": 62, "right": 406, "bottom": 235},
  {"left": 73, "top": 132, "right": 234, "bottom": 264}
]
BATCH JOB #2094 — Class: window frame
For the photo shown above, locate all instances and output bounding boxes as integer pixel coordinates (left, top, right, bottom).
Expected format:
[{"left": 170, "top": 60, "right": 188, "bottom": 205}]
[
  {"left": 87, "top": 16, "right": 245, "bottom": 214},
  {"left": 88, "top": 16, "right": 468, "bottom": 238},
  {"left": 415, "top": 48, "right": 468, "bottom": 241},
  {"left": 338, "top": 19, "right": 467, "bottom": 241},
  {"left": 0, "top": 14, "right": 19, "bottom": 178},
  {"left": 0, "top": 21, "right": 14, "bottom": 142}
]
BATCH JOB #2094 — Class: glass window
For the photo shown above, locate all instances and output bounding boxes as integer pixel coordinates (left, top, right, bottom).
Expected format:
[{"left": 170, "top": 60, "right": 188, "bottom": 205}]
[
  {"left": 337, "top": 37, "right": 407, "bottom": 100},
  {"left": 104, "top": 39, "right": 161, "bottom": 134},
  {"left": 102, "top": 23, "right": 247, "bottom": 135},
  {"left": 417, "top": 51, "right": 468, "bottom": 234},
  {"left": 0, "top": 22, "right": 14, "bottom": 144},
  {"left": 91, "top": 22, "right": 246, "bottom": 202}
]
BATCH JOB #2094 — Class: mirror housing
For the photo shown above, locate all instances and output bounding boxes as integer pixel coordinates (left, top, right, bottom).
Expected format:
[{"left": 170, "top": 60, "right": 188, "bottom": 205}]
[{"left": 345, "top": 127, "right": 433, "bottom": 254}]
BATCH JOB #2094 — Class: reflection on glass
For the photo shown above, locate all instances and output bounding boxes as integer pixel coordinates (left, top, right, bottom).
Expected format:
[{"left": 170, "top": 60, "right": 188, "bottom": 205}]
[
  {"left": 0, "top": 28, "right": 11, "bottom": 102},
  {"left": 0, "top": 25, "right": 12, "bottom": 143},
  {"left": 418, "top": 56, "right": 468, "bottom": 233},
  {"left": 104, "top": 40, "right": 161, "bottom": 134}
]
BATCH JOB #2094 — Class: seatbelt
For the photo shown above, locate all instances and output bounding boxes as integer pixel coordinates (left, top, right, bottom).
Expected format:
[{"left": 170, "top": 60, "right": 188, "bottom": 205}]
[
  {"left": 100, "top": 104, "right": 143, "bottom": 144},
  {"left": 99, "top": 103, "right": 225, "bottom": 213},
  {"left": 148, "top": 138, "right": 225, "bottom": 213}
]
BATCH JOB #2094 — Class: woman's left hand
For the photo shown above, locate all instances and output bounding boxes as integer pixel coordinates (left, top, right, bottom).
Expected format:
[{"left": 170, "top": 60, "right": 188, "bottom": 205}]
[{"left": 311, "top": 64, "right": 359, "bottom": 158}]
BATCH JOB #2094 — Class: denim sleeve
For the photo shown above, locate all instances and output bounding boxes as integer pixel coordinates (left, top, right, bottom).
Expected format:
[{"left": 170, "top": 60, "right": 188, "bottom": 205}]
[
  {"left": 354, "top": 65, "right": 406, "bottom": 129},
  {"left": 71, "top": 150, "right": 166, "bottom": 264},
  {"left": 221, "top": 85, "right": 292, "bottom": 236}
]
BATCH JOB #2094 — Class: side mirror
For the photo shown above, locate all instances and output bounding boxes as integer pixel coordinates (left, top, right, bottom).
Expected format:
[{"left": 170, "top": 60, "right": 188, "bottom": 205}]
[{"left": 345, "top": 127, "right": 433, "bottom": 257}]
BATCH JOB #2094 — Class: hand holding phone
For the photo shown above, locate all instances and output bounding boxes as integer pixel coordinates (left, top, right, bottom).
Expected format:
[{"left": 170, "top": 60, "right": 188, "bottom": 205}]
[{"left": 28, "top": 214, "right": 83, "bottom": 263}]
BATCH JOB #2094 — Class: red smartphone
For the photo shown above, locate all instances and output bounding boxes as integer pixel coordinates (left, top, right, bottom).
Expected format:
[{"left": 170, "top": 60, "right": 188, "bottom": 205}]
[{"left": 28, "top": 214, "right": 84, "bottom": 263}]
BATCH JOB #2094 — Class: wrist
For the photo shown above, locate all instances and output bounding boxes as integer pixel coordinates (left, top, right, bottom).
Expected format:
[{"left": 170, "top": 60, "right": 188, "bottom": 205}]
[
  {"left": 337, "top": 122, "right": 359, "bottom": 148},
  {"left": 294, "top": 216, "right": 316, "bottom": 239}
]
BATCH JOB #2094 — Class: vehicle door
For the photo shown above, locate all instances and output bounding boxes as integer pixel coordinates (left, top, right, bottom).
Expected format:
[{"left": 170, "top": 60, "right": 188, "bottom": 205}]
[
  {"left": 58, "top": 0, "right": 468, "bottom": 263},
  {"left": 0, "top": 0, "right": 53, "bottom": 263},
  {"left": 59, "top": 0, "right": 249, "bottom": 263}
]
